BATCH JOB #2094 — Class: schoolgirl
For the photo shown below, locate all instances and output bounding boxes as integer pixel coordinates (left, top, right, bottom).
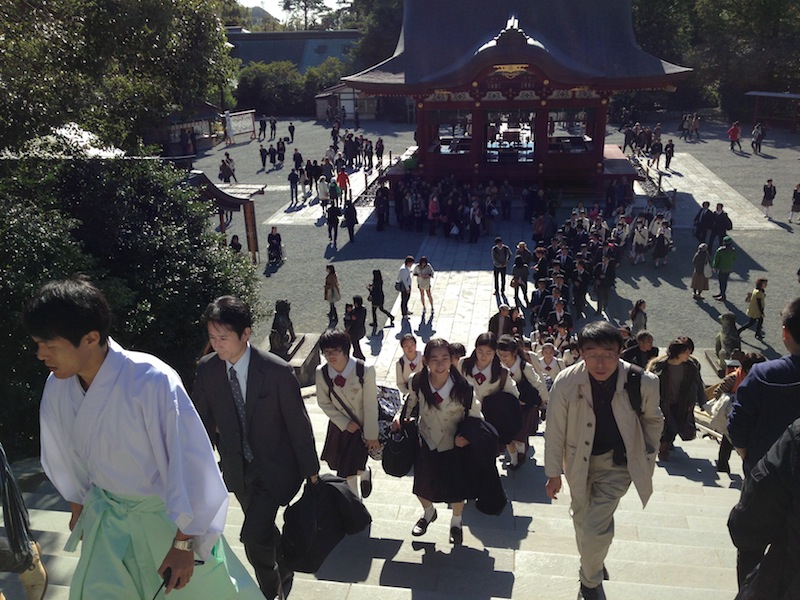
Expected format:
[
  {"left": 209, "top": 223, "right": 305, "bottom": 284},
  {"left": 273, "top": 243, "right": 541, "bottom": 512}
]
[
  {"left": 393, "top": 339, "right": 481, "bottom": 545},
  {"left": 316, "top": 329, "right": 379, "bottom": 498},
  {"left": 459, "top": 332, "right": 518, "bottom": 403},
  {"left": 496, "top": 335, "right": 550, "bottom": 469},
  {"left": 395, "top": 333, "right": 423, "bottom": 394},
  {"left": 533, "top": 342, "right": 566, "bottom": 390}
]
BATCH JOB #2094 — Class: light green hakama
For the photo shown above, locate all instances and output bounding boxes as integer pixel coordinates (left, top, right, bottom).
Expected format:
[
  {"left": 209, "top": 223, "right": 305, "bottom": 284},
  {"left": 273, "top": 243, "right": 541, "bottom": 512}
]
[{"left": 66, "top": 486, "right": 262, "bottom": 599}]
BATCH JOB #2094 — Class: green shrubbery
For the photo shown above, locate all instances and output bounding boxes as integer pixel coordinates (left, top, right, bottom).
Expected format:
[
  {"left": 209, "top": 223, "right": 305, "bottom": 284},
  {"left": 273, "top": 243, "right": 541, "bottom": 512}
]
[{"left": 0, "top": 157, "right": 259, "bottom": 459}]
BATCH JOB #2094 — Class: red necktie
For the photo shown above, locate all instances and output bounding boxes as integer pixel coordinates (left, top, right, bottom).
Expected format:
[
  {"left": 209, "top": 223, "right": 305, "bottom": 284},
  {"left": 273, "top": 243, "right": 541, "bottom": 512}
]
[
  {"left": 334, "top": 375, "right": 346, "bottom": 387},
  {"left": 409, "top": 362, "right": 416, "bottom": 370},
  {"left": 433, "top": 392, "right": 443, "bottom": 404},
  {"left": 475, "top": 373, "right": 486, "bottom": 385},
  {"left": 545, "top": 366, "right": 552, "bottom": 371}
]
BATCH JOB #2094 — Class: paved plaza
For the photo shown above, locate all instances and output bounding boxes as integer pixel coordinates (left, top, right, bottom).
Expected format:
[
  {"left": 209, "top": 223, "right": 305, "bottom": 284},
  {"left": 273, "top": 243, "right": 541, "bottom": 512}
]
[{"left": 3, "top": 113, "right": 799, "bottom": 598}]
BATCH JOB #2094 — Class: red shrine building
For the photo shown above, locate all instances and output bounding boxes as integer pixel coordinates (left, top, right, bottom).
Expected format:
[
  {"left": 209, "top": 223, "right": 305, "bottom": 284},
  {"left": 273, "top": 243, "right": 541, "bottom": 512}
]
[{"left": 344, "top": 0, "right": 690, "bottom": 187}]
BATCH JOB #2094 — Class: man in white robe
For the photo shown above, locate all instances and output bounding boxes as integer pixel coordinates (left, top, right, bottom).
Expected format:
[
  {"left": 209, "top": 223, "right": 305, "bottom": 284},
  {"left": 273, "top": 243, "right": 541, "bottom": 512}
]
[{"left": 24, "top": 276, "right": 257, "bottom": 599}]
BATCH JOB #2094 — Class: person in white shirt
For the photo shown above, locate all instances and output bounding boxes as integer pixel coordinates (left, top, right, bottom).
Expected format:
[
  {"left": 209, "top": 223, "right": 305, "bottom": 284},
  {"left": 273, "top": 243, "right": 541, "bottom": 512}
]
[
  {"left": 397, "top": 255, "right": 415, "bottom": 317},
  {"left": 25, "top": 276, "right": 257, "bottom": 599}
]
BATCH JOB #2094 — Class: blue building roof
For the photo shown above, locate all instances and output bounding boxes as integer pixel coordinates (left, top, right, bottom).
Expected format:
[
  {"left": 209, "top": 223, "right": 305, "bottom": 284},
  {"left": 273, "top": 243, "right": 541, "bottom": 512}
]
[{"left": 227, "top": 30, "right": 360, "bottom": 72}]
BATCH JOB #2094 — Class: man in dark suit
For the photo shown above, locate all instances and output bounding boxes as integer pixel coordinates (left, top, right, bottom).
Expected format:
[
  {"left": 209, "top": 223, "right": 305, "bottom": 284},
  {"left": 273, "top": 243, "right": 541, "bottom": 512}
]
[
  {"left": 193, "top": 296, "right": 320, "bottom": 600},
  {"left": 488, "top": 303, "right": 514, "bottom": 339},
  {"left": 693, "top": 201, "right": 714, "bottom": 243},
  {"left": 708, "top": 202, "right": 733, "bottom": 252},
  {"left": 621, "top": 331, "right": 659, "bottom": 368},
  {"left": 545, "top": 298, "right": 574, "bottom": 334},
  {"left": 571, "top": 259, "right": 591, "bottom": 319},
  {"left": 592, "top": 253, "right": 616, "bottom": 315}
]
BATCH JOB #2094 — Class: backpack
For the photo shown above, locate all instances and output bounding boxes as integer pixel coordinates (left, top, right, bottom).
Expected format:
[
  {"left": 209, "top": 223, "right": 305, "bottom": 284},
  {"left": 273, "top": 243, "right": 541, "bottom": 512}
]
[{"left": 625, "top": 364, "right": 644, "bottom": 415}]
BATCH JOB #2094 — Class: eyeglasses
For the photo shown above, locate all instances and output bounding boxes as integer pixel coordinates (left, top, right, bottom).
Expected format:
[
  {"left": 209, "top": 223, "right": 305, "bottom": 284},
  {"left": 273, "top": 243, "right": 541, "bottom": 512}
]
[
  {"left": 582, "top": 352, "right": 619, "bottom": 363},
  {"left": 322, "top": 349, "right": 344, "bottom": 358}
]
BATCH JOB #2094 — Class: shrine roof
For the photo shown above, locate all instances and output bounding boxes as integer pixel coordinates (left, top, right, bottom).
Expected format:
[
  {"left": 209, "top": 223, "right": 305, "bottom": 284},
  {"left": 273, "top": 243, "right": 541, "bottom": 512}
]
[{"left": 344, "top": 0, "right": 690, "bottom": 93}]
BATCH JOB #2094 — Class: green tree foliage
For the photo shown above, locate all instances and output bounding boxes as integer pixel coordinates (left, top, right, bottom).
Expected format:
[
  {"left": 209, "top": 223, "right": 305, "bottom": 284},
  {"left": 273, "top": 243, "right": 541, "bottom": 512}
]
[
  {"left": 236, "top": 61, "right": 306, "bottom": 114},
  {"left": 282, "top": 0, "right": 328, "bottom": 30},
  {"left": 0, "top": 156, "right": 259, "bottom": 458},
  {"left": 346, "top": 0, "right": 403, "bottom": 73},
  {"left": 220, "top": 0, "right": 252, "bottom": 27},
  {"left": 303, "top": 57, "right": 348, "bottom": 111},
  {"left": 0, "top": 0, "right": 237, "bottom": 152}
]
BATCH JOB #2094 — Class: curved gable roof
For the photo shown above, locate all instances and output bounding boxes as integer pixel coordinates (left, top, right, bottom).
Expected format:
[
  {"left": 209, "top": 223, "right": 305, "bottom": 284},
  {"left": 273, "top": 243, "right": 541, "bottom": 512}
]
[{"left": 345, "top": 0, "right": 690, "bottom": 92}]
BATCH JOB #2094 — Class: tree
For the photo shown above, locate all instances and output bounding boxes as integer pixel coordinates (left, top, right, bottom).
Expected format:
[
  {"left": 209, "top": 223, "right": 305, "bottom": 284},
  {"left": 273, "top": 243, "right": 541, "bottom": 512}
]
[
  {"left": 303, "top": 57, "right": 348, "bottom": 111},
  {"left": 0, "top": 0, "right": 238, "bottom": 152},
  {"left": 236, "top": 61, "right": 305, "bottom": 114},
  {"left": 0, "top": 147, "right": 260, "bottom": 459},
  {"left": 282, "top": 0, "right": 328, "bottom": 30},
  {"left": 220, "top": 0, "right": 252, "bottom": 27},
  {"left": 346, "top": 0, "right": 403, "bottom": 72}
]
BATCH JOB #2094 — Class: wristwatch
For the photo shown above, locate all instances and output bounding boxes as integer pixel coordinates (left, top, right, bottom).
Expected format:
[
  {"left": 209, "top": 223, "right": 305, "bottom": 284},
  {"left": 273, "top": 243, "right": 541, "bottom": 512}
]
[{"left": 172, "top": 538, "right": 195, "bottom": 552}]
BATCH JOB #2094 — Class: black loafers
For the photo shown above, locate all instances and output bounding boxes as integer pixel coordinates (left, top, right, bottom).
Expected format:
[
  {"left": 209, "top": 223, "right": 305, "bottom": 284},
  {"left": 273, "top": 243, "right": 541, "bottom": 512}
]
[{"left": 411, "top": 509, "right": 437, "bottom": 536}]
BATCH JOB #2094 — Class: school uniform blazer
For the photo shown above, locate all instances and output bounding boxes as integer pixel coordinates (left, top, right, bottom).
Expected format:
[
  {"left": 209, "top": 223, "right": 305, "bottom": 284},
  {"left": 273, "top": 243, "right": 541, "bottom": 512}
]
[
  {"left": 404, "top": 384, "right": 482, "bottom": 452},
  {"left": 316, "top": 363, "right": 379, "bottom": 441},
  {"left": 509, "top": 360, "right": 550, "bottom": 406},
  {"left": 458, "top": 358, "right": 519, "bottom": 403},
  {"left": 193, "top": 348, "right": 320, "bottom": 506},
  {"left": 395, "top": 352, "right": 422, "bottom": 394}
]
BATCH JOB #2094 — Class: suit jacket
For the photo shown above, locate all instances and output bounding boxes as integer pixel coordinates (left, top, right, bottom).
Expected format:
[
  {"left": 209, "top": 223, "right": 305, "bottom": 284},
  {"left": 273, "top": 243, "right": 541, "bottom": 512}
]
[
  {"left": 593, "top": 262, "right": 616, "bottom": 289},
  {"left": 488, "top": 312, "right": 513, "bottom": 339},
  {"left": 193, "top": 347, "right": 320, "bottom": 506}
]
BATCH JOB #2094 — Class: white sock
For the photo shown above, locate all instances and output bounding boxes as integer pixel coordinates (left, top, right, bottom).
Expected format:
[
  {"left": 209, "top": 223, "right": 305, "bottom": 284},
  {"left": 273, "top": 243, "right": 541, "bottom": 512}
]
[
  {"left": 508, "top": 452, "right": 518, "bottom": 466},
  {"left": 423, "top": 505, "right": 435, "bottom": 520},
  {"left": 346, "top": 475, "right": 359, "bottom": 498},
  {"left": 515, "top": 441, "right": 526, "bottom": 453},
  {"left": 450, "top": 515, "right": 462, "bottom": 528}
]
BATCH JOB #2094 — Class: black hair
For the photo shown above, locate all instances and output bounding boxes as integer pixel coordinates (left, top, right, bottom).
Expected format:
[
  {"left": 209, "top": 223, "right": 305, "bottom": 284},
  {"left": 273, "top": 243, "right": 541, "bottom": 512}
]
[
  {"left": 497, "top": 334, "right": 528, "bottom": 363},
  {"left": 24, "top": 276, "right": 112, "bottom": 347},
  {"left": 372, "top": 270, "right": 383, "bottom": 285},
  {"left": 415, "top": 338, "right": 473, "bottom": 408},
  {"left": 462, "top": 332, "right": 503, "bottom": 383},
  {"left": 577, "top": 320, "right": 624, "bottom": 351},
  {"left": 202, "top": 296, "right": 253, "bottom": 338},
  {"left": 448, "top": 342, "right": 467, "bottom": 359},
  {"left": 666, "top": 337, "right": 693, "bottom": 360},
  {"left": 353, "top": 295, "right": 363, "bottom": 307},
  {"left": 630, "top": 299, "right": 646, "bottom": 321},
  {"left": 319, "top": 328, "right": 351, "bottom": 355},
  {"left": 782, "top": 297, "right": 800, "bottom": 342}
]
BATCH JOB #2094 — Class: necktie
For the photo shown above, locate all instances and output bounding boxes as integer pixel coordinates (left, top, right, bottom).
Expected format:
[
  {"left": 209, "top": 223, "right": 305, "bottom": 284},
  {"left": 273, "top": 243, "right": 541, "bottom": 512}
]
[
  {"left": 229, "top": 366, "right": 254, "bottom": 462},
  {"left": 545, "top": 365, "right": 552, "bottom": 371},
  {"left": 475, "top": 373, "right": 486, "bottom": 385},
  {"left": 409, "top": 362, "right": 416, "bottom": 370},
  {"left": 334, "top": 374, "right": 346, "bottom": 387},
  {"left": 433, "top": 392, "right": 444, "bottom": 405}
]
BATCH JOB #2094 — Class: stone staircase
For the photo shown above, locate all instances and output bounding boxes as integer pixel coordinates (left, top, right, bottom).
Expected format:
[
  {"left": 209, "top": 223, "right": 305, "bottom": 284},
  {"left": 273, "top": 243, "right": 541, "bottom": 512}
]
[{"left": 2, "top": 392, "right": 742, "bottom": 600}]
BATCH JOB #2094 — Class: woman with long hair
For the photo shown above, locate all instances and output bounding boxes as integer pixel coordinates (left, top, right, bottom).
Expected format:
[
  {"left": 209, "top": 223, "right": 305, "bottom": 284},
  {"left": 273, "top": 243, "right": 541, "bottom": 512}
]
[
  {"left": 496, "top": 335, "right": 549, "bottom": 470},
  {"left": 647, "top": 336, "right": 705, "bottom": 461},
  {"left": 630, "top": 299, "right": 647, "bottom": 336},
  {"left": 367, "top": 269, "right": 394, "bottom": 331},
  {"left": 412, "top": 256, "right": 435, "bottom": 312},
  {"left": 459, "top": 333, "right": 518, "bottom": 402},
  {"left": 690, "top": 243, "right": 711, "bottom": 299},
  {"left": 323, "top": 264, "right": 341, "bottom": 322},
  {"left": 392, "top": 339, "right": 481, "bottom": 545}
]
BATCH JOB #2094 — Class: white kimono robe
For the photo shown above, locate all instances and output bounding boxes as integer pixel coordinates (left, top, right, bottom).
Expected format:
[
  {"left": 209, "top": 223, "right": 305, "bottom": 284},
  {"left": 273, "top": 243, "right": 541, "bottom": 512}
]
[{"left": 40, "top": 338, "right": 228, "bottom": 560}]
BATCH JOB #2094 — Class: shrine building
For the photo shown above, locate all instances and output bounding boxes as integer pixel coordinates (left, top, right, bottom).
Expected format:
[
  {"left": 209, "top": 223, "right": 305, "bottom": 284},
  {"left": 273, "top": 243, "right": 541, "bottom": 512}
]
[{"left": 343, "top": 0, "right": 691, "bottom": 188}]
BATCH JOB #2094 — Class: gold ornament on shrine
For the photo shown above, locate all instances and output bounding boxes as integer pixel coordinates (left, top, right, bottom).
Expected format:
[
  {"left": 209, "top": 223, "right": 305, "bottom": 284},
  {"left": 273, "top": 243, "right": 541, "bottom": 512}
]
[{"left": 493, "top": 64, "right": 529, "bottom": 79}]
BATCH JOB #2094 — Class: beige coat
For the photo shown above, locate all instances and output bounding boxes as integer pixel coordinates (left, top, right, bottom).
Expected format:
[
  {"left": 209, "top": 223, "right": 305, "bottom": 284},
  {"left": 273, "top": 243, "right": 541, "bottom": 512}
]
[
  {"left": 404, "top": 377, "right": 482, "bottom": 452},
  {"left": 395, "top": 352, "right": 423, "bottom": 394},
  {"left": 316, "top": 361, "right": 379, "bottom": 440},
  {"left": 544, "top": 360, "right": 663, "bottom": 508}
]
